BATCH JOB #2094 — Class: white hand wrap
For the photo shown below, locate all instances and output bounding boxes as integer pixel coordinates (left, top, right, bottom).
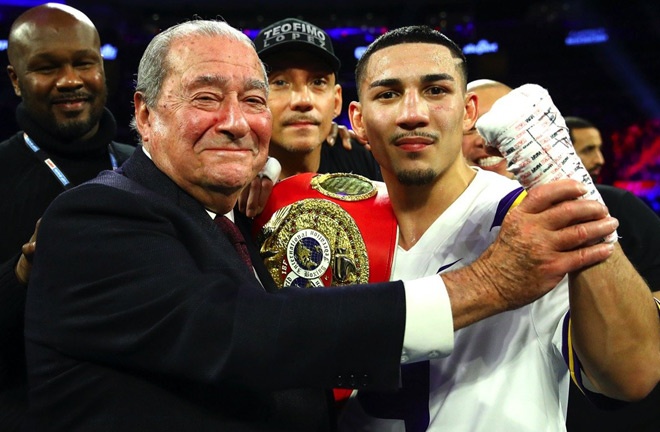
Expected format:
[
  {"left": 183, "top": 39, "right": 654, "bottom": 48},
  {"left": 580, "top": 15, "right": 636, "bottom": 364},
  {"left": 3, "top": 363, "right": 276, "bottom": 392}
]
[{"left": 476, "top": 84, "right": 617, "bottom": 243}]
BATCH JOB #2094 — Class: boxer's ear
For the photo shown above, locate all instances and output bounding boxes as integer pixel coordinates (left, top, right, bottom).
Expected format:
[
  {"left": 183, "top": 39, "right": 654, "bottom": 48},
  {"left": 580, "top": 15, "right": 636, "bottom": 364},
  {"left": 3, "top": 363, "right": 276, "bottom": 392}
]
[
  {"left": 348, "top": 101, "right": 369, "bottom": 144},
  {"left": 464, "top": 92, "right": 478, "bottom": 133}
]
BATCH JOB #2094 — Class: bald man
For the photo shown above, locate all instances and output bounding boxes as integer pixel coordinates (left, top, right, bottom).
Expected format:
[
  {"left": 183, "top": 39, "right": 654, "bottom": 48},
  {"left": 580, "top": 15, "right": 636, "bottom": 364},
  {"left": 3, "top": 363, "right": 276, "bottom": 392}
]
[
  {"left": 461, "top": 79, "right": 513, "bottom": 178},
  {"left": 0, "top": 4, "right": 134, "bottom": 430}
]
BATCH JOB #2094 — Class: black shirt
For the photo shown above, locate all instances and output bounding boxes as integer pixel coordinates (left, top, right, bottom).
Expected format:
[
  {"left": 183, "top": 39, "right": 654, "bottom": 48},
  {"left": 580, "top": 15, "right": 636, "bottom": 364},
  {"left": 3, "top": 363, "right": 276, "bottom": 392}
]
[
  {"left": 566, "top": 184, "right": 660, "bottom": 432},
  {"left": 0, "top": 104, "right": 135, "bottom": 432},
  {"left": 317, "top": 138, "right": 382, "bottom": 181}
]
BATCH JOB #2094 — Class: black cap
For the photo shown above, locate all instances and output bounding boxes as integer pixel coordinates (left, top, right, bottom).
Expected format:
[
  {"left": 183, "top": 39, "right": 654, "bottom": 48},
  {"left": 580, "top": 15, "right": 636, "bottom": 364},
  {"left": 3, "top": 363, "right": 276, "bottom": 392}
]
[{"left": 254, "top": 18, "right": 341, "bottom": 73}]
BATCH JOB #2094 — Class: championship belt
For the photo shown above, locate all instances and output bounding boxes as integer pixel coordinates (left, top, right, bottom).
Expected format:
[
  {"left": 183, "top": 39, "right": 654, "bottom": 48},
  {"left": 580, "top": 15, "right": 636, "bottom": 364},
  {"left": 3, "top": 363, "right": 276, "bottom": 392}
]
[{"left": 252, "top": 172, "right": 397, "bottom": 289}]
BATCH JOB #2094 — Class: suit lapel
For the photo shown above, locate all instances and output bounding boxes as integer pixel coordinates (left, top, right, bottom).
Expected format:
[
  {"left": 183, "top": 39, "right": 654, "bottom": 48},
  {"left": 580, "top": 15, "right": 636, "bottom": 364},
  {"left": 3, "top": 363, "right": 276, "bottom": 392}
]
[
  {"left": 120, "top": 147, "right": 216, "bottom": 232},
  {"left": 121, "top": 148, "right": 278, "bottom": 292}
]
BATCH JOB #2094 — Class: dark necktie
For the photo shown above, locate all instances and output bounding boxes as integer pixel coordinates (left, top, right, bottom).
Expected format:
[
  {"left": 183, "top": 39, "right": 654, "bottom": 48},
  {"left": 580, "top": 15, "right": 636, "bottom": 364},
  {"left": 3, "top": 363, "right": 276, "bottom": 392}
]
[{"left": 214, "top": 215, "right": 253, "bottom": 267}]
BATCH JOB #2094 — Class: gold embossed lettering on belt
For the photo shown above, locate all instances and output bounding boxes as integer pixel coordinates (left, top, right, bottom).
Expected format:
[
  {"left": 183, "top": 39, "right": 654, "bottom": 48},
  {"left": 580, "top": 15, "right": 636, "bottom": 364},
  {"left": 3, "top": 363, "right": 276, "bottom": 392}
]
[{"left": 252, "top": 172, "right": 397, "bottom": 289}]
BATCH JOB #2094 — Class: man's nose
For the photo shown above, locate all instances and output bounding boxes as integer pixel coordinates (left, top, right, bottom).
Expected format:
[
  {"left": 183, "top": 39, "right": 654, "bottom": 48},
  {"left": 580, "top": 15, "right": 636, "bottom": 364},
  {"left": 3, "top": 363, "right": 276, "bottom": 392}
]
[
  {"left": 55, "top": 65, "right": 84, "bottom": 91},
  {"left": 396, "top": 91, "right": 429, "bottom": 129},
  {"left": 215, "top": 97, "right": 251, "bottom": 139},
  {"left": 290, "top": 85, "right": 313, "bottom": 112}
]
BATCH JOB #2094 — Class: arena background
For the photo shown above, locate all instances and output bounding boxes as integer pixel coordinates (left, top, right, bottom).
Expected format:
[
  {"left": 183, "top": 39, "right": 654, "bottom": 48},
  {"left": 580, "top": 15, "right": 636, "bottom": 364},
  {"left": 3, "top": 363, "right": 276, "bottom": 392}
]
[{"left": 1, "top": 0, "right": 658, "bottom": 211}]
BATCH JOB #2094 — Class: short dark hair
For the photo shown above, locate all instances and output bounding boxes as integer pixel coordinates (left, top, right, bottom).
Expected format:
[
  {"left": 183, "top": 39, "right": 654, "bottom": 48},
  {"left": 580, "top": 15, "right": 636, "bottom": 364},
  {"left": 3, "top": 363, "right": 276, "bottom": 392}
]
[
  {"left": 354, "top": 25, "right": 467, "bottom": 97},
  {"left": 564, "top": 116, "right": 596, "bottom": 141}
]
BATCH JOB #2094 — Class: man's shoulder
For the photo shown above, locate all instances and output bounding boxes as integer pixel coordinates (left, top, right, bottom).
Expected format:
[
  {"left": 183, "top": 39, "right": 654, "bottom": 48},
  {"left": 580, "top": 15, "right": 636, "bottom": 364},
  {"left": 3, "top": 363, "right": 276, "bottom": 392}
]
[
  {"left": 0, "top": 131, "right": 28, "bottom": 167},
  {"left": 0, "top": 131, "right": 24, "bottom": 151},
  {"left": 473, "top": 169, "right": 523, "bottom": 197},
  {"left": 595, "top": 183, "right": 654, "bottom": 214},
  {"left": 466, "top": 169, "right": 526, "bottom": 227},
  {"left": 110, "top": 141, "right": 137, "bottom": 163},
  {"left": 85, "top": 163, "right": 162, "bottom": 205},
  {"left": 50, "top": 170, "right": 168, "bottom": 224},
  {"left": 595, "top": 183, "right": 625, "bottom": 199}
]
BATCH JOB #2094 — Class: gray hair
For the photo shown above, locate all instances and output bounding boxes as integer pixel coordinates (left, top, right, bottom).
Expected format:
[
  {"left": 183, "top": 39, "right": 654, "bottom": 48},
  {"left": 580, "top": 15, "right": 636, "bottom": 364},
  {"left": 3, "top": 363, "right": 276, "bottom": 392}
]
[{"left": 131, "top": 19, "right": 267, "bottom": 133}]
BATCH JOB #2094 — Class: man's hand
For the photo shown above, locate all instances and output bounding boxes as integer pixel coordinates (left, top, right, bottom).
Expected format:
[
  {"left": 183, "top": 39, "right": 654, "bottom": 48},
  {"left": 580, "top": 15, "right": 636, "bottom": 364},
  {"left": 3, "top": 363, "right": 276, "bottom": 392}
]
[
  {"left": 15, "top": 219, "right": 40, "bottom": 285},
  {"left": 237, "top": 157, "right": 280, "bottom": 218},
  {"left": 327, "top": 122, "right": 370, "bottom": 151},
  {"left": 443, "top": 179, "right": 617, "bottom": 329},
  {"left": 238, "top": 176, "right": 274, "bottom": 218},
  {"left": 479, "top": 179, "right": 617, "bottom": 309}
]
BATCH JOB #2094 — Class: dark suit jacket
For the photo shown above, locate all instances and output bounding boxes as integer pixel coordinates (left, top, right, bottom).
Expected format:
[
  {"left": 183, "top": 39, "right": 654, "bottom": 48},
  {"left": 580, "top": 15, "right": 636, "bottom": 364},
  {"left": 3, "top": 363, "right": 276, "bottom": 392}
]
[{"left": 24, "top": 148, "right": 406, "bottom": 431}]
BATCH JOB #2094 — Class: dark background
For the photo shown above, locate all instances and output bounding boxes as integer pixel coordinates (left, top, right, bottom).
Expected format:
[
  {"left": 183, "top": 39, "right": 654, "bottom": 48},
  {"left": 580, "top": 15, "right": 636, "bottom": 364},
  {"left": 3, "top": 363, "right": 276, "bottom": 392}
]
[{"left": 1, "top": 0, "right": 659, "bottom": 208}]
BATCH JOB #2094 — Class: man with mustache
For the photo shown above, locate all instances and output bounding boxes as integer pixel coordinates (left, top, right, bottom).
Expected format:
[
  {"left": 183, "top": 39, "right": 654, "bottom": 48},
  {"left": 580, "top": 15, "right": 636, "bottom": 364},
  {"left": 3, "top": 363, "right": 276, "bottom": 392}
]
[
  {"left": 334, "top": 26, "right": 660, "bottom": 431},
  {"left": 0, "top": 4, "right": 134, "bottom": 430},
  {"left": 254, "top": 18, "right": 382, "bottom": 181}
]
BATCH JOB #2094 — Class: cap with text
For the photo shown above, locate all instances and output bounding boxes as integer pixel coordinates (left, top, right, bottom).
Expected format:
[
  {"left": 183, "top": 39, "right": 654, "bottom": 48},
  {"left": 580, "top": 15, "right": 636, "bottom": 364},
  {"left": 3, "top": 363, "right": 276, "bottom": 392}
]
[{"left": 254, "top": 18, "right": 341, "bottom": 73}]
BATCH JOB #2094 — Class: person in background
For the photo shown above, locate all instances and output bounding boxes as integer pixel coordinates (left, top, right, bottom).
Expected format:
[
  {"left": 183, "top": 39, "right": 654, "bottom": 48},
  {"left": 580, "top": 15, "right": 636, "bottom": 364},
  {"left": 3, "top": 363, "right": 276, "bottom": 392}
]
[
  {"left": 0, "top": 3, "right": 135, "bottom": 430},
  {"left": 564, "top": 116, "right": 605, "bottom": 182},
  {"left": 563, "top": 115, "right": 660, "bottom": 295},
  {"left": 564, "top": 115, "right": 660, "bottom": 432},
  {"left": 23, "top": 19, "right": 622, "bottom": 431},
  {"left": 253, "top": 17, "right": 381, "bottom": 181},
  {"left": 336, "top": 25, "right": 660, "bottom": 431},
  {"left": 461, "top": 79, "right": 513, "bottom": 178},
  {"left": 462, "top": 82, "right": 660, "bottom": 297},
  {"left": 463, "top": 81, "right": 660, "bottom": 432}
]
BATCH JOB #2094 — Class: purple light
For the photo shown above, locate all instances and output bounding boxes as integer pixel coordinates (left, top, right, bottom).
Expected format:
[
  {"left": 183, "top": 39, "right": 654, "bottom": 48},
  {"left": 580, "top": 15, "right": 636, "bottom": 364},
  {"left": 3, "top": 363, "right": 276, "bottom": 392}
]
[
  {"left": 0, "top": 0, "right": 64, "bottom": 6},
  {"left": 565, "top": 28, "right": 609, "bottom": 46}
]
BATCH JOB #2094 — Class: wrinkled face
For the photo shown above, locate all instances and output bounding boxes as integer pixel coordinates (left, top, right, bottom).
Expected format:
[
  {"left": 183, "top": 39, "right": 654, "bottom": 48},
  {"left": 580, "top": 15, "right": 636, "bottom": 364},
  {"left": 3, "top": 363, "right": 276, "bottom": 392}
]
[
  {"left": 134, "top": 34, "right": 272, "bottom": 212},
  {"left": 572, "top": 126, "right": 604, "bottom": 180},
  {"left": 265, "top": 51, "right": 341, "bottom": 155},
  {"left": 350, "top": 43, "right": 474, "bottom": 186},
  {"left": 462, "top": 86, "right": 512, "bottom": 178},
  {"left": 8, "top": 20, "right": 106, "bottom": 140}
]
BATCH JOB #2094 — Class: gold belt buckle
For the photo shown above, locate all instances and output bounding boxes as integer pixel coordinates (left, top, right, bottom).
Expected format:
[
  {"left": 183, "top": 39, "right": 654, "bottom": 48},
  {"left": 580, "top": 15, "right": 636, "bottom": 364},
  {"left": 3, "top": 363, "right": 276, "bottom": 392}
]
[{"left": 257, "top": 197, "right": 370, "bottom": 289}]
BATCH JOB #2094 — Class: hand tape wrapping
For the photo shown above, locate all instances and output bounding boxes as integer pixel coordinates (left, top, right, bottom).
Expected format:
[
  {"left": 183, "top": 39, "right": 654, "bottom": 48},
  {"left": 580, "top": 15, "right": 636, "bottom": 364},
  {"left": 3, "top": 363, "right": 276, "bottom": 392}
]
[{"left": 476, "top": 84, "right": 617, "bottom": 243}]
